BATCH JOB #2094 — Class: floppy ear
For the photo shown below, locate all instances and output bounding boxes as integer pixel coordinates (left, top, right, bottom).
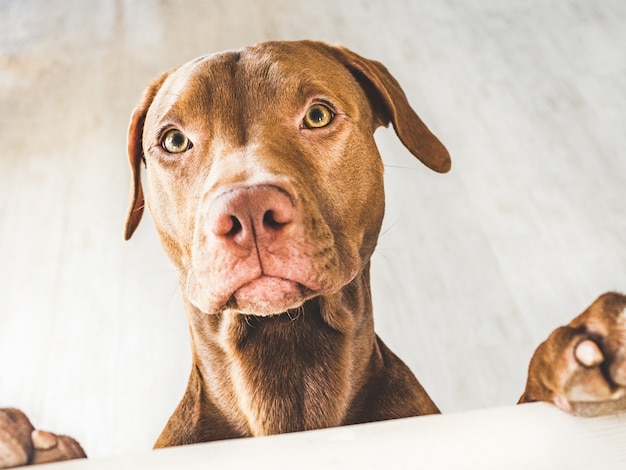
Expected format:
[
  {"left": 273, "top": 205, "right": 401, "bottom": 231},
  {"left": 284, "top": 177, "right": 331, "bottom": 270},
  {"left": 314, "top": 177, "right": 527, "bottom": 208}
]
[
  {"left": 324, "top": 44, "right": 451, "bottom": 173},
  {"left": 124, "top": 72, "right": 170, "bottom": 240}
]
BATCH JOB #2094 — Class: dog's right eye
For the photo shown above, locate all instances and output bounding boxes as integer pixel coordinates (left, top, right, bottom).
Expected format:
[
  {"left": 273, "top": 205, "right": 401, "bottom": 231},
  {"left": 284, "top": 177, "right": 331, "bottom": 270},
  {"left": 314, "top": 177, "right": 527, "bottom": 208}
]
[{"left": 162, "top": 129, "right": 192, "bottom": 153}]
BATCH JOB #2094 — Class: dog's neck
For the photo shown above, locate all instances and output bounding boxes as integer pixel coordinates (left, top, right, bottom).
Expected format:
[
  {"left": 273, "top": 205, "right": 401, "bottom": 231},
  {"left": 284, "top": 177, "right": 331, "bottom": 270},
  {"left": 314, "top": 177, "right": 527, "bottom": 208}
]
[{"left": 183, "top": 267, "right": 378, "bottom": 437}]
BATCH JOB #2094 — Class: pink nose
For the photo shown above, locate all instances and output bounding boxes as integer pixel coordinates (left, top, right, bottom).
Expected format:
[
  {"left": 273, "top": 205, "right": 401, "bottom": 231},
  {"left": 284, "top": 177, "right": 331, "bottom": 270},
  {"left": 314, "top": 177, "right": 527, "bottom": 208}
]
[{"left": 209, "top": 185, "right": 295, "bottom": 247}]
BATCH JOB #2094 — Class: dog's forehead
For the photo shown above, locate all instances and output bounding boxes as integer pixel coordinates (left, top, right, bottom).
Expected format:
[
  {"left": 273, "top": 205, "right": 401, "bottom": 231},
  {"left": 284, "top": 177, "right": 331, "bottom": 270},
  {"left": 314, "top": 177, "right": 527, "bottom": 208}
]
[
  {"left": 238, "top": 42, "right": 350, "bottom": 81},
  {"left": 206, "top": 42, "right": 352, "bottom": 85},
  {"left": 151, "top": 43, "right": 360, "bottom": 119}
]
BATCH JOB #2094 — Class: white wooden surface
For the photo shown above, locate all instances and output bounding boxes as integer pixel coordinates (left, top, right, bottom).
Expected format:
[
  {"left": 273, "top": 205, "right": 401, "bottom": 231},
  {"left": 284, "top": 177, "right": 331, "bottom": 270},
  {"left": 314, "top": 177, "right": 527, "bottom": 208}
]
[
  {"left": 1, "top": 0, "right": 626, "bottom": 461},
  {"left": 37, "top": 403, "right": 626, "bottom": 469}
]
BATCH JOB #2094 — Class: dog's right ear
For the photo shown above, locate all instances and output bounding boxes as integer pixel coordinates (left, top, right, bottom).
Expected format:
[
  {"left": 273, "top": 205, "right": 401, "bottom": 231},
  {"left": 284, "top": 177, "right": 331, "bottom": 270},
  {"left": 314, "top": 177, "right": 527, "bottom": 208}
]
[{"left": 124, "top": 72, "right": 170, "bottom": 240}]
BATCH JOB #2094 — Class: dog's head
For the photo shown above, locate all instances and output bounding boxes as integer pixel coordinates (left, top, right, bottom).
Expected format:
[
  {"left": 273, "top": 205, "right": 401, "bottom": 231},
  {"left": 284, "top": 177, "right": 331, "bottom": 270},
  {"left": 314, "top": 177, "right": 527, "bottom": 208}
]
[{"left": 125, "top": 40, "right": 450, "bottom": 316}]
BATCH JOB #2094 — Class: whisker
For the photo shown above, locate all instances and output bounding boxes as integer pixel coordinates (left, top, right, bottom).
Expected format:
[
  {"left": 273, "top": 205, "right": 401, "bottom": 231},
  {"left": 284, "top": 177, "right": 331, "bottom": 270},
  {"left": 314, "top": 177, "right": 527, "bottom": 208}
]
[
  {"left": 384, "top": 164, "right": 423, "bottom": 173},
  {"left": 379, "top": 213, "right": 403, "bottom": 237},
  {"left": 287, "top": 305, "right": 306, "bottom": 322}
]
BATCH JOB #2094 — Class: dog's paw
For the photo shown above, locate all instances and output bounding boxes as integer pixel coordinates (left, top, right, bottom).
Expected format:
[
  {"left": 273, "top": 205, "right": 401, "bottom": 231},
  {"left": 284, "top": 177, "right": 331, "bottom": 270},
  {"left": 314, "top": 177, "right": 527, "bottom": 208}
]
[
  {"left": 521, "top": 292, "right": 626, "bottom": 416},
  {"left": 30, "top": 430, "right": 86, "bottom": 465},
  {"left": 0, "top": 408, "right": 85, "bottom": 468},
  {"left": 0, "top": 408, "right": 34, "bottom": 468}
]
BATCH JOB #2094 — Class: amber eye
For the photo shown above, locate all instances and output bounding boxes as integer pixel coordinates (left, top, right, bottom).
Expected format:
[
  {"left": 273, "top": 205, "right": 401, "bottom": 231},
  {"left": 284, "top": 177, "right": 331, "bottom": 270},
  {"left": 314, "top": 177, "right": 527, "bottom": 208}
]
[
  {"left": 162, "top": 129, "right": 191, "bottom": 153},
  {"left": 303, "top": 103, "right": 334, "bottom": 129}
]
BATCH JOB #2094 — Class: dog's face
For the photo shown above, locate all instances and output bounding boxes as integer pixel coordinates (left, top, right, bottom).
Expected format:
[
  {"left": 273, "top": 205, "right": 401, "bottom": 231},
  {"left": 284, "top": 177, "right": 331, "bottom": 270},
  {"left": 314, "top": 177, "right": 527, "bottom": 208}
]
[{"left": 125, "top": 41, "right": 450, "bottom": 316}]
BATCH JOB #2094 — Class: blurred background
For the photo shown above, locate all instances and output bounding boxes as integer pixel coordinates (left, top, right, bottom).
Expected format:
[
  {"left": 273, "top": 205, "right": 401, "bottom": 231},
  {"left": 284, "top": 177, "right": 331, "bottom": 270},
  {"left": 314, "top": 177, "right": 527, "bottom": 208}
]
[{"left": 1, "top": 0, "right": 625, "bottom": 459}]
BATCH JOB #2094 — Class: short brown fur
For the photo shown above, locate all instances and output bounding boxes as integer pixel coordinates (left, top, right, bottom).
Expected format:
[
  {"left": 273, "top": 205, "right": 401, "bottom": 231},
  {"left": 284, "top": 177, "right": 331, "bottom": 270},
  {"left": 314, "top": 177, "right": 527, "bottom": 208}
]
[
  {"left": 124, "top": 41, "right": 446, "bottom": 445},
  {"left": 2, "top": 41, "right": 626, "bottom": 467}
]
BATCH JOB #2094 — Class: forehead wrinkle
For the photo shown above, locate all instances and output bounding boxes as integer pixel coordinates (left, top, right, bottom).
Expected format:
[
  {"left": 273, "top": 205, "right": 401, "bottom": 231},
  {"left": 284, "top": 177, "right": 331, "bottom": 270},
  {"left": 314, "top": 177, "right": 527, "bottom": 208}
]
[
  {"left": 151, "top": 59, "right": 242, "bottom": 134},
  {"left": 150, "top": 75, "right": 206, "bottom": 127},
  {"left": 239, "top": 47, "right": 361, "bottom": 112}
]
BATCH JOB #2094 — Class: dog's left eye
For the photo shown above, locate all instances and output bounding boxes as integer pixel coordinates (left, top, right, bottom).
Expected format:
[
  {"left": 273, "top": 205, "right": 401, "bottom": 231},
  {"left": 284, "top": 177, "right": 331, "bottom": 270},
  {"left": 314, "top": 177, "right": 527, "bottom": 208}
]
[
  {"left": 303, "top": 104, "right": 334, "bottom": 129},
  {"left": 162, "top": 129, "right": 192, "bottom": 153}
]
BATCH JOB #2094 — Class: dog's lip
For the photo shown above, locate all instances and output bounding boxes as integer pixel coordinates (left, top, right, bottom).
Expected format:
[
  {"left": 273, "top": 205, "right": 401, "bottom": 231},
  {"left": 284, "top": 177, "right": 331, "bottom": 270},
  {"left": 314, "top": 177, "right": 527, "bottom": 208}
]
[{"left": 231, "top": 275, "right": 313, "bottom": 315}]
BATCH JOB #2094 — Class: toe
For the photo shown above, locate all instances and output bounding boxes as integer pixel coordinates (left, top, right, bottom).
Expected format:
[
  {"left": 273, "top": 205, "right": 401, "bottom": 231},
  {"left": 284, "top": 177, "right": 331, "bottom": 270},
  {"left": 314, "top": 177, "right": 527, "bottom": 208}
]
[{"left": 575, "top": 339, "right": 604, "bottom": 368}]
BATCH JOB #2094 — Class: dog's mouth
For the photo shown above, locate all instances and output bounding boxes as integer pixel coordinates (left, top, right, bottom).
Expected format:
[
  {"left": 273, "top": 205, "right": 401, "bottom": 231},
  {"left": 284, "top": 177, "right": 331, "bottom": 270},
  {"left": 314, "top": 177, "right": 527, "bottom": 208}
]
[{"left": 227, "top": 275, "right": 313, "bottom": 316}]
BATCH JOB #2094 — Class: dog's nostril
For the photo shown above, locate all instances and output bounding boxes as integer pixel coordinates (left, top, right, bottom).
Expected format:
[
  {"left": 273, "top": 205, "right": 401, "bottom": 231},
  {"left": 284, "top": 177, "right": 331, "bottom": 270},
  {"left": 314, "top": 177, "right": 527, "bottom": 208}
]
[
  {"left": 227, "top": 216, "right": 243, "bottom": 236},
  {"left": 263, "top": 210, "right": 289, "bottom": 230},
  {"left": 263, "top": 210, "right": 279, "bottom": 229}
]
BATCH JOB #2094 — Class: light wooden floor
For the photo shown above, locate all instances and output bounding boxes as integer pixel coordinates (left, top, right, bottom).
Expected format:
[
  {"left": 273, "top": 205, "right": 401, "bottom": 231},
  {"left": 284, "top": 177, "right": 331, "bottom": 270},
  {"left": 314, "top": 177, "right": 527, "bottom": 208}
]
[{"left": 1, "top": 0, "right": 625, "bottom": 459}]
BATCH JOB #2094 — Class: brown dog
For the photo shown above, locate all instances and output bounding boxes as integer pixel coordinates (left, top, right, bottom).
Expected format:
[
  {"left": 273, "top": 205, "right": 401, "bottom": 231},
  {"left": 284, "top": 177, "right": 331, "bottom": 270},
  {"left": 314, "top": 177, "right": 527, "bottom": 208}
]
[
  {"left": 521, "top": 292, "right": 626, "bottom": 415},
  {"left": 1, "top": 40, "right": 626, "bottom": 467},
  {"left": 125, "top": 40, "right": 448, "bottom": 446}
]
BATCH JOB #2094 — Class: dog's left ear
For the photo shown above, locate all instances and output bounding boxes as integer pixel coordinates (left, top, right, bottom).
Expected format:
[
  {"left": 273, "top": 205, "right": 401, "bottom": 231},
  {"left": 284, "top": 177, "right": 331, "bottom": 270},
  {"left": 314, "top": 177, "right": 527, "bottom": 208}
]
[
  {"left": 324, "top": 44, "right": 451, "bottom": 173},
  {"left": 124, "top": 72, "right": 171, "bottom": 240}
]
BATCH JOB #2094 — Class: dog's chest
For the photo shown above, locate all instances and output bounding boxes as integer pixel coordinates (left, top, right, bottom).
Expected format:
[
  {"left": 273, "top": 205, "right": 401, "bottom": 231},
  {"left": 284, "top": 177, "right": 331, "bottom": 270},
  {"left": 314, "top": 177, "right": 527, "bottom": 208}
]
[{"left": 210, "top": 310, "right": 352, "bottom": 435}]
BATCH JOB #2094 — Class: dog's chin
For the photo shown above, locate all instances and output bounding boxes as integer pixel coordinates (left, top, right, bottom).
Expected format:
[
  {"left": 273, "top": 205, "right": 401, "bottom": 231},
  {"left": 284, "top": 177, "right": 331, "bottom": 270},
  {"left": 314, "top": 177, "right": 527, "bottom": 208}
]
[{"left": 231, "top": 276, "right": 310, "bottom": 316}]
